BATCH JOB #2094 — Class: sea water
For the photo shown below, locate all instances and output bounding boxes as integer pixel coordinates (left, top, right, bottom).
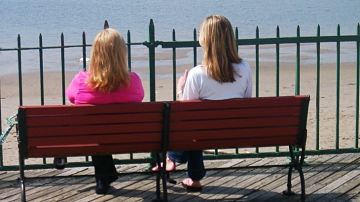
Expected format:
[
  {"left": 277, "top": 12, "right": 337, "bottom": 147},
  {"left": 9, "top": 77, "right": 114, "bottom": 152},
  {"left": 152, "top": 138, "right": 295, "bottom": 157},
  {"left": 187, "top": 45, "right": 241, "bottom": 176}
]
[{"left": 0, "top": 0, "right": 359, "bottom": 75}]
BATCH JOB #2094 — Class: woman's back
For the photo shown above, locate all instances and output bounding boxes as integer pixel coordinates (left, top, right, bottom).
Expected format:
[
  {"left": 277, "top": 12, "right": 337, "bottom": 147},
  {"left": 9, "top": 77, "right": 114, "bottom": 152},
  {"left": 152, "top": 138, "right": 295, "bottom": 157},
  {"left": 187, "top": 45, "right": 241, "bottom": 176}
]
[{"left": 183, "top": 61, "right": 252, "bottom": 100}]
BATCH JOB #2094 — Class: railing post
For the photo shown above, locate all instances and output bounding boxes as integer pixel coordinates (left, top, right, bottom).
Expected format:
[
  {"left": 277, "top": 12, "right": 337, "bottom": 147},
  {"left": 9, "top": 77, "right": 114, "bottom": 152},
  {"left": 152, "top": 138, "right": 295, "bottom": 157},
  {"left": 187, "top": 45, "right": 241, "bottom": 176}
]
[
  {"left": 193, "top": 28, "right": 197, "bottom": 67},
  {"left": 0, "top": 82, "right": 3, "bottom": 167},
  {"left": 149, "top": 19, "right": 156, "bottom": 101},
  {"left": 127, "top": 30, "right": 132, "bottom": 72},
  {"left": 295, "top": 26, "right": 300, "bottom": 95},
  {"left": 17, "top": 34, "right": 23, "bottom": 106},
  {"left": 235, "top": 27, "right": 239, "bottom": 53},
  {"left": 172, "top": 29, "right": 177, "bottom": 101},
  {"left": 61, "top": 33, "right": 66, "bottom": 105},
  {"left": 276, "top": 26, "right": 280, "bottom": 97},
  {"left": 82, "top": 32, "right": 87, "bottom": 71},
  {"left": 336, "top": 25, "right": 341, "bottom": 149},
  {"left": 39, "top": 34, "right": 44, "bottom": 105},
  {"left": 255, "top": 26, "right": 259, "bottom": 98},
  {"left": 356, "top": 23, "right": 360, "bottom": 148},
  {"left": 316, "top": 25, "right": 321, "bottom": 150}
]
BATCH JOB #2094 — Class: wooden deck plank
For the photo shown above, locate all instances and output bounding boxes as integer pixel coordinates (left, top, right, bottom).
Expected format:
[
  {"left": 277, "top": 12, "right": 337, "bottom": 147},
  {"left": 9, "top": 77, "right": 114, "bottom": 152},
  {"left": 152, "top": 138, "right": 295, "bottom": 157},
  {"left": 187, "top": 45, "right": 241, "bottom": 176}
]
[
  {"left": 315, "top": 171, "right": 360, "bottom": 202},
  {"left": 170, "top": 158, "right": 266, "bottom": 202},
  {"left": 244, "top": 154, "right": 339, "bottom": 201},
  {"left": 253, "top": 153, "right": 355, "bottom": 201},
  {"left": 61, "top": 164, "right": 149, "bottom": 202},
  {"left": 0, "top": 168, "right": 70, "bottom": 201},
  {"left": 200, "top": 158, "right": 283, "bottom": 201},
  {"left": 124, "top": 158, "right": 246, "bottom": 202},
  {"left": 31, "top": 168, "right": 93, "bottom": 202},
  {"left": 0, "top": 153, "right": 359, "bottom": 202}
]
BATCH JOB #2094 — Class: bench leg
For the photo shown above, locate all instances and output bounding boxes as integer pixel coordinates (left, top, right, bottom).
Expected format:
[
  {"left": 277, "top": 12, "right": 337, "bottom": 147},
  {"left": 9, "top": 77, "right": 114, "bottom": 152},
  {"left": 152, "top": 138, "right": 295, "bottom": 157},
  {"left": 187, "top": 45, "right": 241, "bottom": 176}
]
[
  {"left": 161, "top": 151, "right": 168, "bottom": 202},
  {"left": 155, "top": 153, "right": 161, "bottom": 201},
  {"left": 153, "top": 153, "right": 167, "bottom": 202},
  {"left": 283, "top": 146, "right": 295, "bottom": 196},
  {"left": 283, "top": 165, "right": 295, "bottom": 196},
  {"left": 19, "top": 151, "right": 26, "bottom": 202},
  {"left": 298, "top": 167, "right": 306, "bottom": 202}
]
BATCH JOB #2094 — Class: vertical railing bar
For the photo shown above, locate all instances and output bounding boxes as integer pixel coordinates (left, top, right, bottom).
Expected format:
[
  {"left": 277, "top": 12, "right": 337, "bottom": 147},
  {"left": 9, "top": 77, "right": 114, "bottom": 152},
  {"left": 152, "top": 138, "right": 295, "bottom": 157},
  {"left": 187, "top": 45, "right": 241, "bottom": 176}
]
[
  {"left": 129, "top": 28, "right": 133, "bottom": 160},
  {"left": 17, "top": 35, "right": 23, "bottom": 106},
  {"left": 256, "top": 26, "right": 259, "bottom": 98},
  {"left": 39, "top": 34, "right": 44, "bottom": 106},
  {"left": 149, "top": 19, "right": 156, "bottom": 102},
  {"left": 276, "top": 26, "right": 280, "bottom": 152},
  {"left": 336, "top": 25, "right": 341, "bottom": 149},
  {"left": 127, "top": 30, "right": 132, "bottom": 72},
  {"left": 193, "top": 28, "right": 197, "bottom": 67},
  {"left": 316, "top": 25, "right": 321, "bottom": 150},
  {"left": 82, "top": 32, "right": 87, "bottom": 71},
  {"left": 234, "top": 27, "right": 240, "bottom": 154},
  {"left": 255, "top": 26, "right": 259, "bottom": 153},
  {"left": 82, "top": 32, "right": 88, "bottom": 162},
  {"left": 39, "top": 34, "right": 46, "bottom": 164},
  {"left": 276, "top": 26, "right": 280, "bottom": 97},
  {"left": 356, "top": 23, "right": 360, "bottom": 148},
  {"left": 61, "top": 33, "right": 66, "bottom": 105},
  {"left": 0, "top": 82, "right": 3, "bottom": 167},
  {"left": 172, "top": 29, "right": 177, "bottom": 101},
  {"left": 148, "top": 19, "right": 156, "bottom": 166},
  {"left": 315, "top": 26, "right": 321, "bottom": 150},
  {"left": 295, "top": 26, "right": 300, "bottom": 95},
  {"left": 235, "top": 27, "right": 239, "bottom": 53}
]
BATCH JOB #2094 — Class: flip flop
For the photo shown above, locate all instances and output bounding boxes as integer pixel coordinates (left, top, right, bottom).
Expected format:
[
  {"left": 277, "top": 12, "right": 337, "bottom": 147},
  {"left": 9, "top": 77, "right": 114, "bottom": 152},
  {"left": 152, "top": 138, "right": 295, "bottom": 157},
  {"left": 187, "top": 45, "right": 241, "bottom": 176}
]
[{"left": 151, "top": 158, "right": 176, "bottom": 172}]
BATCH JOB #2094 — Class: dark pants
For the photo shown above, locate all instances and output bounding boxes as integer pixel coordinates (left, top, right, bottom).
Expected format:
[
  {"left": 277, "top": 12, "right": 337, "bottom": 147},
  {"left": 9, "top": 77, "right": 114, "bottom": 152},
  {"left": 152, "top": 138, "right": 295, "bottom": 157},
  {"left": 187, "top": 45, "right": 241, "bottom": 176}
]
[
  {"left": 168, "top": 150, "right": 206, "bottom": 181},
  {"left": 92, "top": 155, "right": 117, "bottom": 180}
]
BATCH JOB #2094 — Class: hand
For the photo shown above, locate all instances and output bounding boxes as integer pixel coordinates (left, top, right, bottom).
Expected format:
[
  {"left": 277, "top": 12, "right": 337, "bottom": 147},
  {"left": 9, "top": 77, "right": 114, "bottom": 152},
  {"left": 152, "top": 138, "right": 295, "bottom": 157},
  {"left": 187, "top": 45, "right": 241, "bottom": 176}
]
[{"left": 177, "top": 69, "right": 189, "bottom": 94}]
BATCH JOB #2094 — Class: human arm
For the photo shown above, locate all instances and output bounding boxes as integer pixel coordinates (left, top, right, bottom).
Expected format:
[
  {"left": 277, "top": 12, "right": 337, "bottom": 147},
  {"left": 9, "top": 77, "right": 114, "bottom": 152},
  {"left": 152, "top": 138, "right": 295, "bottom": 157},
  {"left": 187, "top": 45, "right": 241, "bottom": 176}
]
[
  {"left": 129, "top": 72, "right": 145, "bottom": 102},
  {"left": 66, "top": 72, "right": 83, "bottom": 104},
  {"left": 176, "top": 69, "right": 189, "bottom": 100}
]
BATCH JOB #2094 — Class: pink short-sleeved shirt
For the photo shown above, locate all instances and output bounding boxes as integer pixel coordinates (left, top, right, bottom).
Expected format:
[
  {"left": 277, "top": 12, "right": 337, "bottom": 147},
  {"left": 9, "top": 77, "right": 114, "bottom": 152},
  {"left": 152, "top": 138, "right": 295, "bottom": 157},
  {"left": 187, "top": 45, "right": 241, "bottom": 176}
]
[{"left": 66, "top": 71, "right": 144, "bottom": 104}]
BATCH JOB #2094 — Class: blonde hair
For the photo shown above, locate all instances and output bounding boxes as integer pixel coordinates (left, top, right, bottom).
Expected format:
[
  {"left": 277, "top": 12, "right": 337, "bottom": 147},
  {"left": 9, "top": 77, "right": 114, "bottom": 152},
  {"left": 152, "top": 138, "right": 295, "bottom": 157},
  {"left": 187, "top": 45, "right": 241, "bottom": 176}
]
[
  {"left": 199, "top": 15, "right": 241, "bottom": 83},
  {"left": 88, "top": 28, "right": 129, "bottom": 92}
]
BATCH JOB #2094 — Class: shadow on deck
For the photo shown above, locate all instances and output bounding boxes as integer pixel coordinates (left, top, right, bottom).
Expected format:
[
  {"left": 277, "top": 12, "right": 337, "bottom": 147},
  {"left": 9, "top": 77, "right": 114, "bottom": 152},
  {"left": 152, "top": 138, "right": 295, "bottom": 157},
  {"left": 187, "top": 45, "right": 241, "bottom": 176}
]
[{"left": 0, "top": 153, "right": 359, "bottom": 201}]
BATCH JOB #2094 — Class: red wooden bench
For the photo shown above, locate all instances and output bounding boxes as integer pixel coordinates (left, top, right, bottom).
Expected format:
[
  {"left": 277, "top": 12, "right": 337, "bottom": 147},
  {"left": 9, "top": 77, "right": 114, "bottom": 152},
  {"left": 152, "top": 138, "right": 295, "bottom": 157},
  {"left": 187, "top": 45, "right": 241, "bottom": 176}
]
[
  {"left": 165, "top": 95, "right": 309, "bottom": 202},
  {"left": 17, "top": 102, "right": 168, "bottom": 202},
  {"left": 17, "top": 95, "right": 309, "bottom": 202}
]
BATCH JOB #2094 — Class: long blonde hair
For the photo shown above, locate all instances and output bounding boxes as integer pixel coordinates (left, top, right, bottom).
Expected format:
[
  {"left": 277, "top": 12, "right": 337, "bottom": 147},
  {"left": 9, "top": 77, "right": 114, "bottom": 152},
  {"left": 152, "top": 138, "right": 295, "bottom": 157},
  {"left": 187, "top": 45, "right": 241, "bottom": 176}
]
[
  {"left": 88, "top": 28, "right": 129, "bottom": 92},
  {"left": 199, "top": 15, "right": 241, "bottom": 83}
]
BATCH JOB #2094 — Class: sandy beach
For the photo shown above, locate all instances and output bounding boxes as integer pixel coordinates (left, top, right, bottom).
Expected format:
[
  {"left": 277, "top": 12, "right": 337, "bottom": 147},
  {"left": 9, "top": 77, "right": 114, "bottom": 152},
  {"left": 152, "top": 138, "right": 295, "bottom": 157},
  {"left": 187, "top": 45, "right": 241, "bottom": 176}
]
[{"left": 1, "top": 46, "right": 359, "bottom": 166}]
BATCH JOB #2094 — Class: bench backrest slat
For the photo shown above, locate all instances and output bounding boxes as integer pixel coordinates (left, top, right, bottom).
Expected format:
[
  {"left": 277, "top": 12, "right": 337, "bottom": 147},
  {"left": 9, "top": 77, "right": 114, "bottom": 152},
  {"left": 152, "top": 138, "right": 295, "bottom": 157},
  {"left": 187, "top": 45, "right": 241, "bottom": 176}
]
[
  {"left": 18, "top": 102, "right": 164, "bottom": 158},
  {"left": 168, "top": 96, "right": 309, "bottom": 150}
]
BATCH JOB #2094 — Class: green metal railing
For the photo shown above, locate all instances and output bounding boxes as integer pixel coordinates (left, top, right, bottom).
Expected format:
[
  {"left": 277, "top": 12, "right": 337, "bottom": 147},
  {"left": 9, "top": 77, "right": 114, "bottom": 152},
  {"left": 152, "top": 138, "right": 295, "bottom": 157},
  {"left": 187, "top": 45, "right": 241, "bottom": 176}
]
[{"left": 0, "top": 20, "right": 359, "bottom": 171}]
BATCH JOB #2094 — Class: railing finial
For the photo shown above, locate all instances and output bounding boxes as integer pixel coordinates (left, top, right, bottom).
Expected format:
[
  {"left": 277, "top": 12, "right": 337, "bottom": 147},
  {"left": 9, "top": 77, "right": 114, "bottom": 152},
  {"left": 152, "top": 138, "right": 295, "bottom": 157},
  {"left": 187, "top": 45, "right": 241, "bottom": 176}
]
[{"left": 104, "top": 20, "right": 109, "bottom": 29}]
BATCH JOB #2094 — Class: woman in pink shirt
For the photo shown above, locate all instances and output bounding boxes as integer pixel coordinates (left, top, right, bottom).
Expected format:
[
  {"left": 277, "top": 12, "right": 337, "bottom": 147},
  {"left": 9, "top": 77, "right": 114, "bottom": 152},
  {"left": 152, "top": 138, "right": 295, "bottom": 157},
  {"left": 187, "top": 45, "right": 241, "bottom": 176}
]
[{"left": 66, "top": 28, "right": 144, "bottom": 194}]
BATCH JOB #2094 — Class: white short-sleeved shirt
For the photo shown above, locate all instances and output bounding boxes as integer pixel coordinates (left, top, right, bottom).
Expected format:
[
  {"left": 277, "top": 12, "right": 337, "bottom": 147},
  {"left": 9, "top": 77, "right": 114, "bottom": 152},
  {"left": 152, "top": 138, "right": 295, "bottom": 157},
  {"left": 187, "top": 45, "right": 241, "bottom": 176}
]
[{"left": 182, "top": 61, "right": 252, "bottom": 100}]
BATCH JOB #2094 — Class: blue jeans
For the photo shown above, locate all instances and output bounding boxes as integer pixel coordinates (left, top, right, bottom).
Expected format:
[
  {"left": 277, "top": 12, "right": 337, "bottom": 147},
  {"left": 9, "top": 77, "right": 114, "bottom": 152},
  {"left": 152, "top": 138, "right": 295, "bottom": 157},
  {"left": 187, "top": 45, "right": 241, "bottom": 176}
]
[{"left": 168, "top": 150, "right": 206, "bottom": 181}]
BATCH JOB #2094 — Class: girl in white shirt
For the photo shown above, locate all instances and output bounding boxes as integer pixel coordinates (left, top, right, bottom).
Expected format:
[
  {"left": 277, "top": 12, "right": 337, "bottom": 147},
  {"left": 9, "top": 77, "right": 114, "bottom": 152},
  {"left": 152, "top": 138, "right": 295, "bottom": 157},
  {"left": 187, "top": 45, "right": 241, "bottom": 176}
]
[{"left": 160, "top": 15, "right": 252, "bottom": 192}]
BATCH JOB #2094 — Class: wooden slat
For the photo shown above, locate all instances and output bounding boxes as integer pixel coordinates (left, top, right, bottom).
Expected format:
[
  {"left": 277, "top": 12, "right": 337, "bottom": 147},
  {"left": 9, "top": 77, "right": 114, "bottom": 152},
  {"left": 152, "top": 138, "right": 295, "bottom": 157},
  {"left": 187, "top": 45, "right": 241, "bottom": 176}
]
[
  {"left": 28, "top": 133, "right": 161, "bottom": 147},
  {"left": 169, "top": 117, "right": 300, "bottom": 131},
  {"left": 21, "top": 102, "right": 163, "bottom": 116},
  {"left": 170, "top": 106, "right": 301, "bottom": 121},
  {"left": 169, "top": 127, "right": 299, "bottom": 142},
  {"left": 26, "top": 113, "right": 162, "bottom": 126},
  {"left": 27, "top": 143, "right": 161, "bottom": 157},
  {"left": 170, "top": 96, "right": 309, "bottom": 111},
  {"left": 169, "top": 136, "right": 297, "bottom": 150},
  {"left": 26, "top": 122, "right": 162, "bottom": 137}
]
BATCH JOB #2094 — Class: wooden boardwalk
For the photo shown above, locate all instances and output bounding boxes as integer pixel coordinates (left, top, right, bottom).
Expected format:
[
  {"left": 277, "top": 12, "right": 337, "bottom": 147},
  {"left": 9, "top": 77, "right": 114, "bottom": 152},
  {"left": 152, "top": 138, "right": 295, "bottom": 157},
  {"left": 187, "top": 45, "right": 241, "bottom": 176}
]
[{"left": 0, "top": 153, "right": 359, "bottom": 201}]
